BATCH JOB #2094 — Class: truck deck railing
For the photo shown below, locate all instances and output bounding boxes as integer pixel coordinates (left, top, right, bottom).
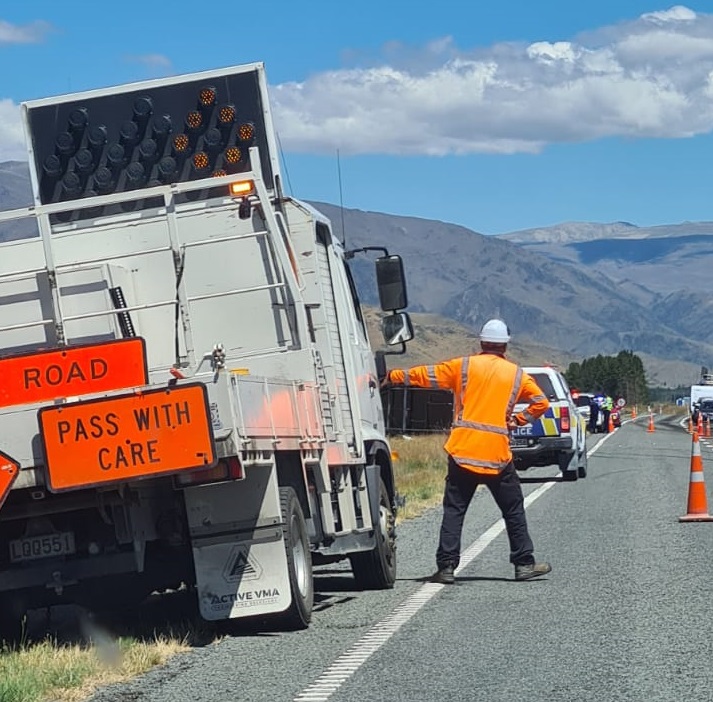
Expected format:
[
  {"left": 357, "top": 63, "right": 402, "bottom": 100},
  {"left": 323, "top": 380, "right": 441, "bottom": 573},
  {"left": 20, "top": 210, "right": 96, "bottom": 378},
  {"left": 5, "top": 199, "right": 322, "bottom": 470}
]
[{"left": 0, "top": 148, "right": 303, "bottom": 372}]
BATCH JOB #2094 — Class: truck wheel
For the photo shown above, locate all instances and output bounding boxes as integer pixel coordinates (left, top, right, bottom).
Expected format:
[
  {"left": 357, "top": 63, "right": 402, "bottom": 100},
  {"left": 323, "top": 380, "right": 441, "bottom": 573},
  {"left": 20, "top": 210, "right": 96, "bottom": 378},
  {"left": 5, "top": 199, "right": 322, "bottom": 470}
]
[
  {"left": 279, "top": 487, "right": 313, "bottom": 630},
  {"left": 578, "top": 449, "right": 588, "bottom": 479},
  {"left": 349, "top": 477, "right": 396, "bottom": 590},
  {"left": 559, "top": 453, "right": 578, "bottom": 481}
]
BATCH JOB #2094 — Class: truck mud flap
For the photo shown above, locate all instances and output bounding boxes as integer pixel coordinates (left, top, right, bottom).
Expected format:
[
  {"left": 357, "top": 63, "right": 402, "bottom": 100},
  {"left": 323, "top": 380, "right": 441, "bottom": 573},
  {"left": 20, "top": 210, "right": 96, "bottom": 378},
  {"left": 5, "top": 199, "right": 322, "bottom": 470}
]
[
  {"left": 192, "top": 535, "right": 291, "bottom": 621},
  {"left": 183, "top": 466, "right": 292, "bottom": 621}
]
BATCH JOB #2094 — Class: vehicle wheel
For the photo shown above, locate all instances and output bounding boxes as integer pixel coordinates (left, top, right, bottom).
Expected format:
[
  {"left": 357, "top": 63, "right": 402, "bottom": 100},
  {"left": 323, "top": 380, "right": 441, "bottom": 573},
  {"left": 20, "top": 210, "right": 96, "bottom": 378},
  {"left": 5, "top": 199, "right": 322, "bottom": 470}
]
[
  {"left": 578, "top": 449, "right": 588, "bottom": 479},
  {"left": 278, "top": 487, "right": 313, "bottom": 630},
  {"left": 349, "top": 476, "right": 396, "bottom": 590},
  {"left": 559, "top": 453, "right": 578, "bottom": 481}
]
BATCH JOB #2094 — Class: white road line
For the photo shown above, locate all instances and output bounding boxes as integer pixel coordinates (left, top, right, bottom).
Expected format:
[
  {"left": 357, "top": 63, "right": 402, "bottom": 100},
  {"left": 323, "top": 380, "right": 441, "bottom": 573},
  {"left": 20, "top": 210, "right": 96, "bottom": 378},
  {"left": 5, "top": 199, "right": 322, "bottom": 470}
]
[
  {"left": 293, "top": 584, "right": 442, "bottom": 701},
  {"left": 294, "top": 435, "right": 614, "bottom": 701},
  {"left": 588, "top": 432, "right": 613, "bottom": 457}
]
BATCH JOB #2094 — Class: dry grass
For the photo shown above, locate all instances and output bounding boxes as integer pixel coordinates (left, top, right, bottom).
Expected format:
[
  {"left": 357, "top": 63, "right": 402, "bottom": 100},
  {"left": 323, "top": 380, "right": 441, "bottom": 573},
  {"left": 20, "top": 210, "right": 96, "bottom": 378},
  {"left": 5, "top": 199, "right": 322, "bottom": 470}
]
[
  {"left": 0, "top": 633, "right": 188, "bottom": 702},
  {"left": 390, "top": 433, "right": 449, "bottom": 522},
  {"left": 624, "top": 403, "right": 687, "bottom": 419}
]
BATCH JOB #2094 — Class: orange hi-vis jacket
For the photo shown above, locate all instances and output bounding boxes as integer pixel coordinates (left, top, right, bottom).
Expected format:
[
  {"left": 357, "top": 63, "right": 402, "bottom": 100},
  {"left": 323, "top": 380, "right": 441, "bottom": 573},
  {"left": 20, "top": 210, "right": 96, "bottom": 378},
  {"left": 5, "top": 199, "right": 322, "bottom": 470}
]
[{"left": 388, "top": 352, "right": 549, "bottom": 476}]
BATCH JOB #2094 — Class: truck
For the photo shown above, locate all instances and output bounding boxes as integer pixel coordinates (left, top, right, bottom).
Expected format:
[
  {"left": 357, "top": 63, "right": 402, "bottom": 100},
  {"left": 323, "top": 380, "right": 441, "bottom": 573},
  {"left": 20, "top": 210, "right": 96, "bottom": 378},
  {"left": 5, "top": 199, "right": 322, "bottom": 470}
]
[
  {"left": 0, "top": 62, "right": 415, "bottom": 635},
  {"left": 691, "top": 375, "right": 713, "bottom": 407}
]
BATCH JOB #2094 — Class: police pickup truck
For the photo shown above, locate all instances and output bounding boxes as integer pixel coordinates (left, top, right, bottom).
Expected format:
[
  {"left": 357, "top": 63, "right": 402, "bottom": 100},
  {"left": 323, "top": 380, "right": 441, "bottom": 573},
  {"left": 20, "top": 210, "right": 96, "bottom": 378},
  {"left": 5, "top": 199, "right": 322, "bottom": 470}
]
[{"left": 510, "top": 366, "right": 587, "bottom": 481}]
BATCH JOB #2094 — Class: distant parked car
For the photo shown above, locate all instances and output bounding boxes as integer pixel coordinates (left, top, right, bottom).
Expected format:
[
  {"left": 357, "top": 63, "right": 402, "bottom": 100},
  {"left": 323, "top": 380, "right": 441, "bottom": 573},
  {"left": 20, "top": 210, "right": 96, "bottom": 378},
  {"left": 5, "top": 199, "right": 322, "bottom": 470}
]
[
  {"left": 699, "top": 399, "right": 713, "bottom": 422},
  {"left": 573, "top": 392, "right": 594, "bottom": 423}
]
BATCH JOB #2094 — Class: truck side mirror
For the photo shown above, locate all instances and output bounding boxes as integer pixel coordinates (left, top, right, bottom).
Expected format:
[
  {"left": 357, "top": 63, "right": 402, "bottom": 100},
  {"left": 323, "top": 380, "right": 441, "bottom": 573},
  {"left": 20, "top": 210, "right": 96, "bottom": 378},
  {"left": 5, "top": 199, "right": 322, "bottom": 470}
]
[
  {"left": 381, "top": 312, "right": 414, "bottom": 346},
  {"left": 375, "top": 255, "right": 408, "bottom": 311}
]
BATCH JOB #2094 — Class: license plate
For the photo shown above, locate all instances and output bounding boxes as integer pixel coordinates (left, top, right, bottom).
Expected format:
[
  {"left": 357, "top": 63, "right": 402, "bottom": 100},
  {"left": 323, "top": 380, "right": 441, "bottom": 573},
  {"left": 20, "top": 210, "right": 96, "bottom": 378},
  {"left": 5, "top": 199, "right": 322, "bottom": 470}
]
[
  {"left": 511, "top": 438, "right": 529, "bottom": 448},
  {"left": 0, "top": 338, "right": 148, "bottom": 409},
  {"left": 39, "top": 383, "right": 217, "bottom": 492},
  {"left": 9, "top": 532, "right": 76, "bottom": 563}
]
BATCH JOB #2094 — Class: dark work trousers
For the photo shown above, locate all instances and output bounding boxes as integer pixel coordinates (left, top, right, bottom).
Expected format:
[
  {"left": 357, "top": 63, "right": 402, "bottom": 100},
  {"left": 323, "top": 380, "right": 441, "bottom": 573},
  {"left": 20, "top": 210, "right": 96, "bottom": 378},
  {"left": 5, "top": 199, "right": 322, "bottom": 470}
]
[
  {"left": 601, "top": 409, "right": 611, "bottom": 433},
  {"left": 436, "top": 456, "right": 535, "bottom": 569}
]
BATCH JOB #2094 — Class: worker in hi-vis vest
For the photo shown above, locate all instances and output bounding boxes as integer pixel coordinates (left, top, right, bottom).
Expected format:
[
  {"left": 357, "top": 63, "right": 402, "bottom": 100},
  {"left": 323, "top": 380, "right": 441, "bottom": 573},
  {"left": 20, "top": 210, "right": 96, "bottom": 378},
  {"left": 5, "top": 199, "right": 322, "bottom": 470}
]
[{"left": 382, "top": 318, "right": 552, "bottom": 583}]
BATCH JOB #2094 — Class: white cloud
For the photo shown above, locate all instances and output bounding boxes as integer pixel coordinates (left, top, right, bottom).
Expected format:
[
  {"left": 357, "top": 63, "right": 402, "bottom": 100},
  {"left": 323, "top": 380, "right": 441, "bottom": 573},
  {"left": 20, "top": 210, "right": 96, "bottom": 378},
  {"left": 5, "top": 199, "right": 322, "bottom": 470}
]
[
  {"left": 4, "top": 7, "right": 713, "bottom": 161},
  {"left": 527, "top": 41, "right": 579, "bottom": 63},
  {"left": 642, "top": 5, "right": 696, "bottom": 23},
  {"left": 0, "top": 99, "right": 25, "bottom": 161},
  {"left": 0, "top": 19, "right": 52, "bottom": 44},
  {"left": 271, "top": 4, "right": 713, "bottom": 156}
]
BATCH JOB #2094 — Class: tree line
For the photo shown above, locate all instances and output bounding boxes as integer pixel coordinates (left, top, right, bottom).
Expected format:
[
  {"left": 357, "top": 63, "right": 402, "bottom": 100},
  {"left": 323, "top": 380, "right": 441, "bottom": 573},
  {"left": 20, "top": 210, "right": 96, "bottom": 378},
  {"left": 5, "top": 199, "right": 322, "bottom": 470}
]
[{"left": 564, "top": 350, "right": 648, "bottom": 406}]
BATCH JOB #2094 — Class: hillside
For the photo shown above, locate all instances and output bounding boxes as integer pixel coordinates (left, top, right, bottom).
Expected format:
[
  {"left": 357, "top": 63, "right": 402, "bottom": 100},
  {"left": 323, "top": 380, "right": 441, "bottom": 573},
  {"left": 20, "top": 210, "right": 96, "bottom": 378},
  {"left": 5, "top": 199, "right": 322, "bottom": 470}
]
[
  {"left": 497, "top": 220, "right": 713, "bottom": 298},
  {"left": 363, "top": 307, "right": 569, "bottom": 369},
  {"left": 499, "top": 220, "right": 713, "bottom": 245},
  {"left": 363, "top": 307, "right": 701, "bottom": 388},
  {"left": 312, "top": 201, "right": 713, "bottom": 377}
]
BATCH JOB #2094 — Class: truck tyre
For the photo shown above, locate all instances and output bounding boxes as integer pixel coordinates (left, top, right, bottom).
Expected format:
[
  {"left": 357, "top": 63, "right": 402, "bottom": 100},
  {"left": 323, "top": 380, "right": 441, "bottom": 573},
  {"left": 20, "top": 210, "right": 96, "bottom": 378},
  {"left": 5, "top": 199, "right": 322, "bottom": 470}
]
[
  {"left": 279, "top": 487, "right": 313, "bottom": 630},
  {"left": 578, "top": 449, "right": 588, "bottom": 479},
  {"left": 559, "top": 453, "right": 578, "bottom": 481},
  {"left": 349, "top": 477, "right": 396, "bottom": 590}
]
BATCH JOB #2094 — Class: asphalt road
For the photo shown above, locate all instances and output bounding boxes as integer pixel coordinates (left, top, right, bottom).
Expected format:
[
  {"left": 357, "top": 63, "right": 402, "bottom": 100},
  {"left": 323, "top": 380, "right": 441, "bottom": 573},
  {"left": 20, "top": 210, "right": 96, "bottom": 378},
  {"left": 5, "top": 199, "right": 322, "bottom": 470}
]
[{"left": 86, "top": 415, "right": 713, "bottom": 702}]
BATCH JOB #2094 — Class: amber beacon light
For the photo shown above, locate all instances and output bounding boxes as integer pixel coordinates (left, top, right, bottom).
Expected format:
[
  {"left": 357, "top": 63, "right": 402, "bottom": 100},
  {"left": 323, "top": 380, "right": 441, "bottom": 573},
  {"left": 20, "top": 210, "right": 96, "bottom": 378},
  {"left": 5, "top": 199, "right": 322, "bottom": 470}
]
[{"left": 229, "top": 180, "right": 254, "bottom": 197}]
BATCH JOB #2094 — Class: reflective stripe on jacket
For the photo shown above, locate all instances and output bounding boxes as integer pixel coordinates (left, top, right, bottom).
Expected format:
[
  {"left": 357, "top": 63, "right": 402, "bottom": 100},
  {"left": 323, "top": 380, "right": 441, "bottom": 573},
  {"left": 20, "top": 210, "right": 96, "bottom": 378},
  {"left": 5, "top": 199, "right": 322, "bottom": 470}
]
[{"left": 388, "top": 353, "right": 549, "bottom": 476}]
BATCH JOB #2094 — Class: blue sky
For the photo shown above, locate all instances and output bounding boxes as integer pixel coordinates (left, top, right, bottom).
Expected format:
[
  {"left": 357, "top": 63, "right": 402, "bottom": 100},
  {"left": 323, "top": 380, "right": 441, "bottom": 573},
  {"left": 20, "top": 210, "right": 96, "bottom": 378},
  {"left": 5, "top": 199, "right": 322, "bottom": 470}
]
[{"left": 2, "top": 1, "right": 713, "bottom": 234}]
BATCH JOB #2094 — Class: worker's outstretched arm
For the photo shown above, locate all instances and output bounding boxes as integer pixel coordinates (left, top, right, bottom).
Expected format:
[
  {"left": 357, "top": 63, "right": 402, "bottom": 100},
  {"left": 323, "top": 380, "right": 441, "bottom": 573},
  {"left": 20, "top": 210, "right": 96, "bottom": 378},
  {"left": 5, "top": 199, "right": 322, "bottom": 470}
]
[{"left": 386, "top": 358, "right": 462, "bottom": 392}]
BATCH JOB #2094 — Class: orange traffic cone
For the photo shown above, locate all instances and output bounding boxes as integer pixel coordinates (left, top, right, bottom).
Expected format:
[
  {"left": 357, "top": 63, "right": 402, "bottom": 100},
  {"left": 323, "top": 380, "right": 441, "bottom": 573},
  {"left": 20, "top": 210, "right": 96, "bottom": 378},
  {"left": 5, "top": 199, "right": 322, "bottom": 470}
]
[
  {"left": 631, "top": 406, "right": 637, "bottom": 420},
  {"left": 706, "top": 417, "right": 712, "bottom": 439},
  {"left": 688, "top": 415, "right": 694, "bottom": 434},
  {"left": 679, "top": 432, "right": 713, "bottom": 522},
  {"left": 647, "top": 413, "right": 655, "bottom": 433},
  {"left": 698, "top": 414, "right": 704, "bottom": 436},
  {"left": 608, "top": 413, "right": 615, "bottom": 433}
]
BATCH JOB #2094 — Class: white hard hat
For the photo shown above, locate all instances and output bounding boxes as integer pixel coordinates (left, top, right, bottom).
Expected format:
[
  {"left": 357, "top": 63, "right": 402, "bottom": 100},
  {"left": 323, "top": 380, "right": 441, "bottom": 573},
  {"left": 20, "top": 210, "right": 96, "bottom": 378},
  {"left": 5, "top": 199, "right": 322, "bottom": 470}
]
[{"left": 479, "top": 319, "right": 511, "bottom": 343}]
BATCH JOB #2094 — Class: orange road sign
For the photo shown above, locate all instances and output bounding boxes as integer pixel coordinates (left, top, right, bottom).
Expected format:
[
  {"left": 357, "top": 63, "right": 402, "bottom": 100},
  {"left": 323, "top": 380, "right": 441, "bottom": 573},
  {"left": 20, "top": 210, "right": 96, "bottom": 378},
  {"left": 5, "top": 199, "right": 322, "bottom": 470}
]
[
  {"left": 0, "top": 338, "right": 148, "bottom": 409},
  {"left": 39, "top": 383, "right": 216, "bottom": 492},
  {"left": 0, "top": 452, "right": 20, "bottom": 509}
]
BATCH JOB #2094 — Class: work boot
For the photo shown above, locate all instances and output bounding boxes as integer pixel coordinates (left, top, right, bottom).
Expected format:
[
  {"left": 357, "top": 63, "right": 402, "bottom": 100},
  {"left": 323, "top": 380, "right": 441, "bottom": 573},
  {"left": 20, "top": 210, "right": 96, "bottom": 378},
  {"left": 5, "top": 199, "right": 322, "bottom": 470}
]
[
  {"left": 430, "top": 565, "right": 455, "bottom": 584},
  {"left": 514, "top": 562, "right": 552, "bottom": 581}
]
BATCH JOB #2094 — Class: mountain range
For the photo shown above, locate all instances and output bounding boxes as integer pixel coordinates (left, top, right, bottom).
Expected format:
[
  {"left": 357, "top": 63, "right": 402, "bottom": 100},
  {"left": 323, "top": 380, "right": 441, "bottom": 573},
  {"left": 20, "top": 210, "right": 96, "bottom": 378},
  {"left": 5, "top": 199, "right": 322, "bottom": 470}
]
[
  {"left": 499, "top": 220, "right": 713, "bottom": 298},
  {"left": 0, "top": 160, "right": 709, "bottom": 387},
  {"left": 314, "top": 202, "right": 711, "bottom": 386}
]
